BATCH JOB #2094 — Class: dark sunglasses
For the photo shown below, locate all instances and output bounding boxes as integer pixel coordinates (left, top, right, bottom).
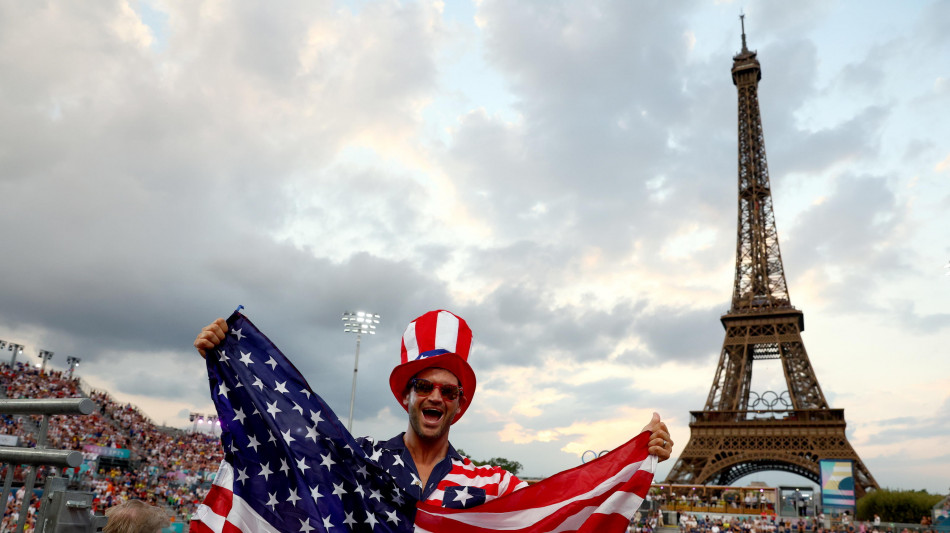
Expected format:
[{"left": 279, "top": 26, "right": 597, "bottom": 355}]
[{"left": 409, "top": 378, "right": 463, "bottom": 401}]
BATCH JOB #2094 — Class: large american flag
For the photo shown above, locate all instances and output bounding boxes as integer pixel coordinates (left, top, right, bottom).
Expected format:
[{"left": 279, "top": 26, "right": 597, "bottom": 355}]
[{"left": 191, "top": 311, "right": 655, "bottom": 533}]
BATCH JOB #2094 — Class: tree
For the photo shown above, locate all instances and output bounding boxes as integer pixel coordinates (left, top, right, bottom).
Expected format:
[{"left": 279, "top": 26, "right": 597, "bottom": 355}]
[
  {"left": 856, "top": 489, "right": 943, "bottom": 523},
  {"left": 456, "top": 449, "right": 523, "bottom": 476}
]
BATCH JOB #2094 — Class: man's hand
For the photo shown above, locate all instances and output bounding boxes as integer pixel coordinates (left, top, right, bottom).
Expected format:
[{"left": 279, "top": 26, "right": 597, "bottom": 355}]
[
  {"left": 194, "top": 318, "right": 228, "bottom": 358},
  {"left": 641, "top": 412, "right": 673, "bottom": 462}
]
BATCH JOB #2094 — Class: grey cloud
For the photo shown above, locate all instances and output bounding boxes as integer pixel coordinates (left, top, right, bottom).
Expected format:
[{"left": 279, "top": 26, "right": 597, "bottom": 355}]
[
  {"left": 783, "top": 173, "right": 909, "bottom": 290},
  {"left": 629, "top": 305, "right": 726, "bottom": 365}
]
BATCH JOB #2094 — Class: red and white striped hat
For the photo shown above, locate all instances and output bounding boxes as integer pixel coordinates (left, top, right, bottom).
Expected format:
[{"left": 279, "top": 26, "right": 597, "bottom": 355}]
[{"left": 389, "top": 310, "right": 476, "bottom": 423}]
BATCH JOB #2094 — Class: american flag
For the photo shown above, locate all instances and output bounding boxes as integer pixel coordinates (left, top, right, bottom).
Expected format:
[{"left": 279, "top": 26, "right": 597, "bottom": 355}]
[{"left": 191, "top": 311, "right": 655, "bottom": 533}]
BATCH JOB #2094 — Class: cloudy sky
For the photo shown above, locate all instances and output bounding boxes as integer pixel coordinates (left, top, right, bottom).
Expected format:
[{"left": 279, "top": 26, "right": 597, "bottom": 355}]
[{"left": 1, "top": 0, "right": 948, "bottom": 494}]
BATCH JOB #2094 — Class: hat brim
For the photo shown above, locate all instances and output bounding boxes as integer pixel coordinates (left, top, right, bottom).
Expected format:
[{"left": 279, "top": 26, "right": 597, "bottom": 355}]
[{"left": 389, "top": 352, "right": 476, "bottom": 424}]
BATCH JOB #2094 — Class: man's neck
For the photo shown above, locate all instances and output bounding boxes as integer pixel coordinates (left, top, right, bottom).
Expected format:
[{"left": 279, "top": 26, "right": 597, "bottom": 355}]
[{"left": 403, "top": 428, "right": 450, "bottom": 485}]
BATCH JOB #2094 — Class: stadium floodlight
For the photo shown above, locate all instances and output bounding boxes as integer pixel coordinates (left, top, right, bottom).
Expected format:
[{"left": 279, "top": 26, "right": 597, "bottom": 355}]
[
  {"left": 66, "top": 356, "right": 81, "bottom": 378},
  {"left": 189, "top": 412, "right": 205, "bottom": 433},
  {"left": 4, "top": 342, "right": 25, "bottom": 368},
  {"left": 38, "top": 350, "right": 54, "bottom": 375},
  {"left": 342, "top": 310, "right": 381, "bottom": 433}
]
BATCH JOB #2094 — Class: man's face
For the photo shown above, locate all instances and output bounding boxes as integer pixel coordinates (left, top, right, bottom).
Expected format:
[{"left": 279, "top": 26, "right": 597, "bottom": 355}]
[{"left": 404, "top": 367, "right": 462, "bottom": 442}]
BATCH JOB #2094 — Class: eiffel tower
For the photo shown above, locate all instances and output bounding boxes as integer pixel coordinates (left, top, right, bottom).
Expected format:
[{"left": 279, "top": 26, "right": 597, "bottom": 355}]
[{"left": 664, "top": 19, "right": 879, "bottom": 497}]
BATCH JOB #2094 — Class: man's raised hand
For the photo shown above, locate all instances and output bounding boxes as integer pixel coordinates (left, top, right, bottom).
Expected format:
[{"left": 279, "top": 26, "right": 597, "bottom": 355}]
[
  {"left": 194, "top": 318, "right": 228, "bottom": 358},
  {"left": 641, "top": 412, "right": 673, "bottom": 462}
]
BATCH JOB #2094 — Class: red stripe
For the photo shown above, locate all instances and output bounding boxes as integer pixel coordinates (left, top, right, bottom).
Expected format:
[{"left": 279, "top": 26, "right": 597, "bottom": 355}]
[
  {"left": 454, "top": 314, "right": 472, "bottom": 359},
  {"left": 222, "top": 522, "right": 243, "bottom": 533},
  {"left": 202, "top": 484, "right": 234, "bottom": 518},
  {"left": 414, "top": 313, "right": 438, "bottom": 354},
  {"left": 576, "top": 513, "right": 629, "bottom": 533}
]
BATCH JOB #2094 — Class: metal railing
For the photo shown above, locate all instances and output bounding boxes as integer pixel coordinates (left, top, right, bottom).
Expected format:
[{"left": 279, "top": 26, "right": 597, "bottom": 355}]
[{"left": 0, "top": 398, "right": 106, "bottom": 533}]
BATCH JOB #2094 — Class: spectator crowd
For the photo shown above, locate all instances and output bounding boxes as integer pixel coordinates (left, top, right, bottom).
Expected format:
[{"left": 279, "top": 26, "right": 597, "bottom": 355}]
[{"left": 0, "top": 363, "right": 223, "bottom": 531}]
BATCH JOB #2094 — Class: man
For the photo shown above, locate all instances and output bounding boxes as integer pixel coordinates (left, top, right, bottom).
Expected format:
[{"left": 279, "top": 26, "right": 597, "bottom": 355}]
[
  {"left": 103, "top": 500, "right": 169, "bottom": 533},
  {"left": 194, "top": 309, "right": 673, "bottom": 508}
]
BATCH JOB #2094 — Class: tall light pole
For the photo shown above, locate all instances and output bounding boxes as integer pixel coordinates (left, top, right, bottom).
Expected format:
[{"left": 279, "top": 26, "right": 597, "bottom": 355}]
[
  {"left": 3, "top": 341, "right": 24, "bottom": 368},
  {"left": 66, "top": 356, "right": 81, "bottom": 378},
  {"left": 38, "top": 350, "right": 54, "bottom": 374},
  {"left": 342, "top": 311, "right": 380, "bottom": 433}
]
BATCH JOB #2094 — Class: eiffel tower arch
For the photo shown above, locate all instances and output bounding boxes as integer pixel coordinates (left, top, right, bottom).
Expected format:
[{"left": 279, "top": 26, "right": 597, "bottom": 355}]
[{"left": 664, "top": 19, "right": 879, "bottom": 497}]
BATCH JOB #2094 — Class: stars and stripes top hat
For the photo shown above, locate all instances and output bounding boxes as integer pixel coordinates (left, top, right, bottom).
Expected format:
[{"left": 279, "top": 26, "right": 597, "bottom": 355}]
[{"left": 389, "top": 309, "right": 476, "bottom": 423}]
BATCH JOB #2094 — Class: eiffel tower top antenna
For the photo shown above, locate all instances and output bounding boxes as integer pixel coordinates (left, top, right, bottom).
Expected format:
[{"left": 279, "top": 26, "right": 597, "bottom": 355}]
[{"left": 740, "top": 13, "right": 748, "bottom": 53}]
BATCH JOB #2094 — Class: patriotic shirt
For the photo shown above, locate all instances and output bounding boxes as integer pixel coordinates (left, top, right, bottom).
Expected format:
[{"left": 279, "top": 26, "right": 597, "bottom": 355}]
[{"left": 358, "top": 433, "right": 526, "bottom": 509}]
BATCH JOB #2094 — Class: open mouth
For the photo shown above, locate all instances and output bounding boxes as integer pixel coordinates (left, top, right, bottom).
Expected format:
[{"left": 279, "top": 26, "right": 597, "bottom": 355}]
[{"left": 422, "top": 408, "right": 444, "bottom": 423}]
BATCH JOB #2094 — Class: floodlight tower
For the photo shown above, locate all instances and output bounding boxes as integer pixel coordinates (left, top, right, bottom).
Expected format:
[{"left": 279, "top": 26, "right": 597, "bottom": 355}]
[
  {"left": 66, "top": 356, "right": 81, "bottom": 378},
  {"left": 342, "top": 311, "right": 380, "bottom": 432},
  {"left": 3, "top": 341, "right": 25, "bottom": 368},
  {"left": 38, "top": 350, "right": 54, "bottom": 374}
]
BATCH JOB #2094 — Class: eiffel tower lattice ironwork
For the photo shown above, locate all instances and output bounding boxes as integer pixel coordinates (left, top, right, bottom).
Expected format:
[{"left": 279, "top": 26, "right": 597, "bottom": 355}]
[{"left": 664, "top": 19, "right": 879, "bottom": 497}]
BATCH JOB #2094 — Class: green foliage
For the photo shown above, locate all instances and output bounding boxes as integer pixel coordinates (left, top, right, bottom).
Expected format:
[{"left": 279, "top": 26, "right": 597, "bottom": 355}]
[
  {"left": 456, "top": 449, "right": 523, "bottom": 476},
  {"left": 856, "top": 489, "right": 943, "bottom": 523}
]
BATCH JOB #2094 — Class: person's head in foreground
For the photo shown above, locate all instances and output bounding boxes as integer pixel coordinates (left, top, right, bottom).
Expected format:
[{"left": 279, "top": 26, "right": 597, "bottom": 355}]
[{"left": 104, "top": 500, "right": 169, "bottom": 533}]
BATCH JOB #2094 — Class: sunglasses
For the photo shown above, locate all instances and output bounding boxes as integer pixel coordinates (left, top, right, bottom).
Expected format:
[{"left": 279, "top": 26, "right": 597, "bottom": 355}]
[{"left": 409, "top": 378, "right": 463, "bottom": 401}]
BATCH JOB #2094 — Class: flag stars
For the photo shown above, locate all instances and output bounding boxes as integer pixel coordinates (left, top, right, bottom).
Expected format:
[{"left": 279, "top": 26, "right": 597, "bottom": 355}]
[
  {"left": 252, "top": 377, "right": 265, "bottom": 391},
  {"left": 232, "top": 407, "right": 246, "bottom": 424},
  {"left": 364, "top": 513, "right": 378, "bottom": 529},
  {"left": 298, "top": 518, "right": 314, "bottom": 533},
  {"left": 265, "top": 492, "right": 279, "bottom": 510},
  {"left": 310, "top": 410, "right": 324, "bottom": 425},
  {"left": 274, "top": 380, "right": 289, "bottom": 394},
  {"left": 287, "top": 488, "right": 301, "bottom": 507},
  {"left": 321, "top": 516, "right": 333, "bottom": 530},
  {"left": 385, "top": 510, "right": 400, "bottom": 525},
  {"left": 296, "top": 457, "right": 310, "bottom": 473},
  {"left": 368, "top": 488, "right": 382, "bottom": 502},
  {"left": 305, "top": 425, "right": 319, "bottom": 442},
  {"left": 392, "top": 455, "right": 404, "bottom": 468},
  {"left": 258, "top": 462, "right": 273, "bottom": 481},
  {"left": 320, "top": 453, "right": 336, "bottom": 471},
  {"left": 453, "top": 486, "right": 474, "bottom": 507},
  {"left": 266, "top": 400, "right": 282, "bottom": 418},
  {"left": 235, "top": 468, "right": 249, "bottom": 484},
  {"left": 265, "top": 356, "right": 278, "bottom": 370},
  {"left": 248, "top": 435, "right": 261, "bottom": 452},
  {"left": 332, "top": 482, "right": 347, "bottom": 498},
  {"left": 239, "top": 351, "right": 254, "bottom": 366},
  {"left": 217, "top": 349, "right": 229, "bottom": 363},
  {"left": 217, "top": 382, "right": 230, "bottom": 397},
  {"left": 281, "top": 429, "right": 295, "bottom": 445},
  {"left": 230, "top": 328, "right": 244, "bottom": 341},
  {"left": 311, "top": 486, "right": 323, "bottom": 503},
  {"left": 279, "top": 458, "right": 290, "bottom": 475},
  {"left": 291, "top": 402, "right": 303, "bottom": 414}
]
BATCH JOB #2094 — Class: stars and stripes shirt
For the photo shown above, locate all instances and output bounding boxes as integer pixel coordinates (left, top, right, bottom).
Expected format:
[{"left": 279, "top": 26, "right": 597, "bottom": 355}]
[{"left": 359, "top": 433, "right": 527, "bottom": 509}]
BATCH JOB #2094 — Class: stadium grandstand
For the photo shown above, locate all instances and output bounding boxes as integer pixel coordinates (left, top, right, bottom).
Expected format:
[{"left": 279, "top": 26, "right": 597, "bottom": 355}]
[{"left": 0, "top": 362, "right": 222, "bottom": 531}]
